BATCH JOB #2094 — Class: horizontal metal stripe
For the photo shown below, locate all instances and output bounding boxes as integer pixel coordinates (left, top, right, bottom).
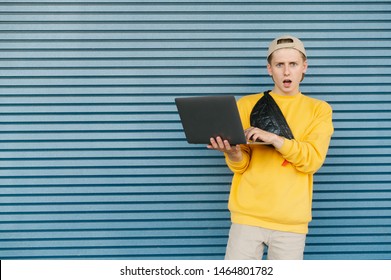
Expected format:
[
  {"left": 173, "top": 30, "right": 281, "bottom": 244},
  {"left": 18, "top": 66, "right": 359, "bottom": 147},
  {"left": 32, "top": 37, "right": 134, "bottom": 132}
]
[
  {"left": 0, "top": 146, "right": 390, "bottom": 158},
  {"left": 0, "top": 237, "right": 229, "bottom": 249},
  {"left": 305, "top": 253, "right": 391, "bottom": 260},
  {"left": 0, "top": 80, "right": 388, "bottom": 89},
  {"left": 0, "top": 225, "right": 384, "bottom": 240},
  {"left": 2, "top": 182, "right": 382, "bottom": 194},
  {"left": 2, "top": 58, "right": 389, "bottom": 69},
  {"left": 1, "top": 234, "right": 228, "bottom": 245},
  {"left": 304, "top": 245, "right": 391, "bottom": 253},
  {"left": 1, "top": 31, "right": 390, "bottom": 41},
  {"left": 16, "top": 8, "right": 378, "bottom": 15},
  {"left": 0, "top": 2, "right": 388, "bottom": 11},
  {"left": 1, "top": 239, "right": 389, "bottom": 253},
  {"left": 0, "top": 191, "right": 231, "bottom": 201},
  {"left": 0, "top": 0, "right": 387, "bottom": 4},
  {"left": 314, "top": 182, "right": 391, "bottom": 191},
  {"left": 0, "top": 0, "right": 385, "bottom": 3},
  {"left": 0, "top": 156, "right": 389, "bottom": 167},
  {"left": 0, "top": 256, "right": 223, "bottom": 260},
  {"left": 1, "top": 85, "right": 390, "bottom": 95},
  {"left": 311, "top": 218, "right": 391, "bottom": 227},
  {"left": 0, "top": 228, "right": 230, "bottom": 239},
  {"left": 0, "top": 236, "right": 387, "bottom": 252},
  {"left": 0, "top": 210, "right": 389, "bottom": 223},
  {"left": 309, "top": 227, "right": 391, "bottom": 236},
  {"left": 1, "top": 65, "right": 390, "bottom": 75},
  {"left": 2, "top": 92, "right": 391, "bottom": 102},
  {"left": 1, "top": 121, "right": 390, "bottom": 131},
  {"left": 0, "top": 1, "right": 387, "bottom": 6},
  {"left": 0, "top": 184, "right": 230, "bottom": 195},
  {"left": 1, "top": 184, "right": 390, "bottom": 197},
  {"left": 1, "top": 120, "right": 391, "bottom": 130},
  {"left": 1, "top": 15, "right": 390, "bottom": 21},
  {"left": 3, "top": 235, "right": 391, "bottom": 250},
  {"left": 1, "top": 192, "right": 390, "bottom": 206},
  {"left": 2, "top": 245, "right": 391, "bottom": 259},
  {"left": 0, "top": 179, "right": 389, "bottom": 188},
  {"left": 0, "top": 165, "right": 390, "bottom": 175},
  {"left": 0, "top": 22, "right": 390, "bottom": 31},
  {"left": 0, "top": 177, "right": 233, "bottom": 186},
  {"left": 0, "top": 164, "right": 391, "bottom": 176},
  {"left": 0, "top": 217, "right": 231, "bottom": 226},
  {"left": 1, "top": 13, "right": 390, "bottom": 22},
  {"left": 0, "top": 51, "right": 389, "bottom": 61},
  {"left": 0, "top": 49, "right": 389, "bottom": 58},
  {"left": 0, "top": 160, "right": 228, "bottom": 168},
  {"left": 3, "top": 243, "right": 391, "bottom": 255},
  {"left": 3, "top": 145, "right": 379, "bottom": 153},
  {"left": 0, "top": 255, "right": 224, "bottom": 260},
  {"left": 0, "top": 112, "right": 390, "bottom": 122},
  {"left": 0, "top": 202, "right": 229, "bottom": 212},
  {"left": 0, "top": 246, "right": 226, "bottom": 259},
  {"left": 1, "top": 200, "right": 390, "bottom": 211},
  {"left": 0, "top": 217, "right": 231, "bottom": 225},
  {"left": 0, "top": 213, "right": 388, "bottom": 228},
  {"left": 0, "top": 132, "right": 389, "bottom": 142}
]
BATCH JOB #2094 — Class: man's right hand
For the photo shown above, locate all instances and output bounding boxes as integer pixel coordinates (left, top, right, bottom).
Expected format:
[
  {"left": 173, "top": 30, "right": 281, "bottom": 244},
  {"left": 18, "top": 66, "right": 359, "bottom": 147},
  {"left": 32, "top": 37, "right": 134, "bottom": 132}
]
[{"left": 207, "top": 137, "right": 243, "bottom": 162}]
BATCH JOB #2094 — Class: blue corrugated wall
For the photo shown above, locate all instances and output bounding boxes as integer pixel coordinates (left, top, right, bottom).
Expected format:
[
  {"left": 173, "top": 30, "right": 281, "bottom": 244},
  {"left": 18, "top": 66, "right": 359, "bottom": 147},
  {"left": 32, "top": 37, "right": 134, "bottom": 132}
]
[{"left": 0, "top": 0, "right": 390, "bottom": 260}]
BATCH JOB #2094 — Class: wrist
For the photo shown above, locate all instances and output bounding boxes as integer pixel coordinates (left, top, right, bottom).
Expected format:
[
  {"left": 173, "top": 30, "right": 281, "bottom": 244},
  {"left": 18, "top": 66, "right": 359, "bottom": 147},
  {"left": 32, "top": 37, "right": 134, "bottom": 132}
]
[
  {"left": 227, "top": 150, "right": 243, "bottom": 162},
  {"left": 273, "top": 135, "right": 285, "bottom": 149}
]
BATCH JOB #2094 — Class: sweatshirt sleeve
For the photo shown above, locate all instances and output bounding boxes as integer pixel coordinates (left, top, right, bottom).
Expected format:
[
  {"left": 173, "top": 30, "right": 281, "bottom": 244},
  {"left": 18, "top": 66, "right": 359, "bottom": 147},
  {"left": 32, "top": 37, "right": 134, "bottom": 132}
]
[
  {"left": 225, "top": 144, "right": 251, "bottom": 174},
  {"left": 277, "top": 101, "right": 334, "bottom": 174},
  {"left": 224, "top": 95, "right": 254, "bottom": 174}
]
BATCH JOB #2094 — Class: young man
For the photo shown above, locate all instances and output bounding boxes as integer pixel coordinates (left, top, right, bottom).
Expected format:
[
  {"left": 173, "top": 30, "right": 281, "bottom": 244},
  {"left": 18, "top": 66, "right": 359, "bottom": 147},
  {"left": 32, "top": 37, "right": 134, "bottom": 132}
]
[{"left": 208, "top": 35, "right": 334, "bottom": 260}]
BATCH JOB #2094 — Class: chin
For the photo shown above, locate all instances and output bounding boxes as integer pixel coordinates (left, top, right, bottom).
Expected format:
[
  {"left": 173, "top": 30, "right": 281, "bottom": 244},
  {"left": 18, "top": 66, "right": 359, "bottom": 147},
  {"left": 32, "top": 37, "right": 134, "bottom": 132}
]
[{"left": 282, "top": 86, "right": 299, "bottom": 94}]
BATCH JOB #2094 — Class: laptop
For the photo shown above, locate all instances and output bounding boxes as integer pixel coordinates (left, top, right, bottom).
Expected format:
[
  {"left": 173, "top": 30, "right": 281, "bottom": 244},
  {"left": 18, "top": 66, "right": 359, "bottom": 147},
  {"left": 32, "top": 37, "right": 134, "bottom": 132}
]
[{"left": 175, "top": 95, "right": 250, "bottom": 145}]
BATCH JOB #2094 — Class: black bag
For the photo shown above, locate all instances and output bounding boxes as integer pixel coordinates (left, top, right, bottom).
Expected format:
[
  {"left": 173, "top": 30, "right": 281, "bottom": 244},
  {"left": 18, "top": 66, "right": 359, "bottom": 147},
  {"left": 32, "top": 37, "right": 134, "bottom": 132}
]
[{"left": 250, "top": 90, "right": 294, "bottom": 139}]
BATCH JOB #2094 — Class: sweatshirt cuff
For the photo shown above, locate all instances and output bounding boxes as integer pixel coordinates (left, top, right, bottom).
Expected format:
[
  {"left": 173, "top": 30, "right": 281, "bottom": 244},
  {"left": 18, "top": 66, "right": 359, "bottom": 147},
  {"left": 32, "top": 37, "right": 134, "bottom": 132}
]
[
  {"left": 225, "top": 153, "right": 249, "bottom": 171},
  {"left": 276, "top": 138, "right": 293, "bottom": 157}
]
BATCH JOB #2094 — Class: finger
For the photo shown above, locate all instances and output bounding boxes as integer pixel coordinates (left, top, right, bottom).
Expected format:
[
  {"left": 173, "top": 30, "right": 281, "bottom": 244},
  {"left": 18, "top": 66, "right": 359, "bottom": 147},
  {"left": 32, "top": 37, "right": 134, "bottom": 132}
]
[
  {"left": 207, "top": 137, "right": 218, "bottom": 149},
  {"left": 215, "top": 137, "right": 226, "bottom": 149},
  {"left": 207, "top": 137, "right": 221, "bottom": 151},
  {"left": 244, "top": 130, "right": 250, "bottom": 140},
  {"left": 244, "top": 126, "right": 256, "bottom": 133},
  {"left": 244, "top": 127, "right": 255, "bottom": 140},
  {"left": 245, "top": 130, "right": 256, "bottom": 142},
  {"left": 223, "top": 140, "right": 232, "bottom": 150}
]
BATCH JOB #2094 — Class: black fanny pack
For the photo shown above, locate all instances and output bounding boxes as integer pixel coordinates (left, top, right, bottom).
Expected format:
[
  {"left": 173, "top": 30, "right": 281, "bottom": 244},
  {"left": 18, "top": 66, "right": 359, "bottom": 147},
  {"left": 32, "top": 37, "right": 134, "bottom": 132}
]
[{"left": 250, "top": 90, "right": 294, "bottom": 140}]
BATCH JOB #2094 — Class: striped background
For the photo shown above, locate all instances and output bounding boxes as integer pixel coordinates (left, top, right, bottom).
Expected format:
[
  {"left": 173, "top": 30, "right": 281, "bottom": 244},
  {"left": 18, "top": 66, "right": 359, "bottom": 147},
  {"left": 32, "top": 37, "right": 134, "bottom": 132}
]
[{"left": 0, "top": 0, "right": 390, "bottom": 259}]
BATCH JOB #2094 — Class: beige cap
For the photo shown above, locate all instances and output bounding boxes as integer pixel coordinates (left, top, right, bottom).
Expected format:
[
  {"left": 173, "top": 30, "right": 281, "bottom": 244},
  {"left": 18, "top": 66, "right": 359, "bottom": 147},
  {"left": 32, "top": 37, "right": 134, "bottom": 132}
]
[{"left": 267, "top": 35, "right": 306, "bottom": 59}]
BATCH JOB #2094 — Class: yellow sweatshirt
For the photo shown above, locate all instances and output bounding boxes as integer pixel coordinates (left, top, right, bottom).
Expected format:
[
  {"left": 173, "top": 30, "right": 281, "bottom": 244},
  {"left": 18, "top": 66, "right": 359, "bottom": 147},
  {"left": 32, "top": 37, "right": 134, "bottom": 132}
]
[{"left": 225, "top": 91, "right": 334, "bottom": 234}]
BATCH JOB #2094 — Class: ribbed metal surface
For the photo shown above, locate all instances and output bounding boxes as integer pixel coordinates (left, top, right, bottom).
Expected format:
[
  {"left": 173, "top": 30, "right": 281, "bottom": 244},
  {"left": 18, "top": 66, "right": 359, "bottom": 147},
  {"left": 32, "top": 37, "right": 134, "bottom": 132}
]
[{"left": 0, "top": 0, "right": 390, "bottom": 259}]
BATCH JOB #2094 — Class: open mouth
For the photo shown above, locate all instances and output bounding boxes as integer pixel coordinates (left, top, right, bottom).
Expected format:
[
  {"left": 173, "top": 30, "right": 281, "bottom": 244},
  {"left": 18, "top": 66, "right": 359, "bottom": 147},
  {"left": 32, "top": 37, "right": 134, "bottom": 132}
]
[{"left": 283, "top": 79, "right": 292, "bottom": 87}]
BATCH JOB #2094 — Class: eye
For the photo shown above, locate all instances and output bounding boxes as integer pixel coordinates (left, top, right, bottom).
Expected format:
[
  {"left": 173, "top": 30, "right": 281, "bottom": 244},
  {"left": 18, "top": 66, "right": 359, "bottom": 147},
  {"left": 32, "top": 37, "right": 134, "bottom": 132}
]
[
  {"left": 290, "top": 62, "right": 298, "bottom": 67},
  {"left": 276, "top": 63, "right": 283, "bottom": 68}
]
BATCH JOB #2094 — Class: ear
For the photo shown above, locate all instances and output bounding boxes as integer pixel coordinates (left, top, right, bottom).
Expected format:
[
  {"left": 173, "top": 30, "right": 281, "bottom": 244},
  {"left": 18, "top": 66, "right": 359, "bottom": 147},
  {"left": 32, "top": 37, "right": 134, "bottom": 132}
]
[
  {"left": 302, "top": 60, "right": 308, "bottom": 74},
  {"left": 267, "top": 63, "right": 273, "bottom": 76}
]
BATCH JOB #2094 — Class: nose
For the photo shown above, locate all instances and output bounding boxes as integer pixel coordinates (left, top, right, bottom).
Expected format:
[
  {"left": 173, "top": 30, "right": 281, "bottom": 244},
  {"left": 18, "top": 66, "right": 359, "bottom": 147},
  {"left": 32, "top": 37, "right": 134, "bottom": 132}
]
[{"left": 284, "top": 65, "right": 290, "bottom": 76}]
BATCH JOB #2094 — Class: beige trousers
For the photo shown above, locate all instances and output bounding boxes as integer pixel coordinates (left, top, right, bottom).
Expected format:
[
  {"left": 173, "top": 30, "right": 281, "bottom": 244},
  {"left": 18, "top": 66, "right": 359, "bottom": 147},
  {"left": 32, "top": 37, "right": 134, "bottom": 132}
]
[{"left": 224, "top": 223, "right": 306, "bottom": 260}]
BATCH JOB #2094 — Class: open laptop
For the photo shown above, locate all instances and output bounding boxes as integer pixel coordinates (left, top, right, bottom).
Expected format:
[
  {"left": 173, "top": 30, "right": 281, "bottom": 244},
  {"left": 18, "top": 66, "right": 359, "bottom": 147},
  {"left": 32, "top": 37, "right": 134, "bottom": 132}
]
[{"left": 175, "top": 95, "right": 265, "bottom": 145}]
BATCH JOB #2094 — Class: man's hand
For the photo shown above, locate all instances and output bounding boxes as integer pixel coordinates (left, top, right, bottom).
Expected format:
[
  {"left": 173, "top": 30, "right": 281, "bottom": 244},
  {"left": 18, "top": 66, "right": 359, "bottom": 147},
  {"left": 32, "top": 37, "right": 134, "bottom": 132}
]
[
  {"left": 244, "top": 127, "right": 284, "bottom": 149},
  {"left": 207, "top": 137, "right": 243, "bottom": 162}
]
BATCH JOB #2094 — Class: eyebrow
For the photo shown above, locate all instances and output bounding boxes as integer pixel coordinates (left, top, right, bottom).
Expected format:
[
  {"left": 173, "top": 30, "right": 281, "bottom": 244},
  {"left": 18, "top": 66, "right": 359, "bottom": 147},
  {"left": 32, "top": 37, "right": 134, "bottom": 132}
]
[{"left": 273, "top": 60, "right": 300, "bottom": 64}]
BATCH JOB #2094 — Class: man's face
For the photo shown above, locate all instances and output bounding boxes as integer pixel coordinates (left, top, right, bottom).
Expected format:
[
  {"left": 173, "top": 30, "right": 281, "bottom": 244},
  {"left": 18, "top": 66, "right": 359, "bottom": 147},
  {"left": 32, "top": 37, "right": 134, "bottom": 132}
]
[{"left": 267, "top": 48, "right": 308, "bottom": 96}]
